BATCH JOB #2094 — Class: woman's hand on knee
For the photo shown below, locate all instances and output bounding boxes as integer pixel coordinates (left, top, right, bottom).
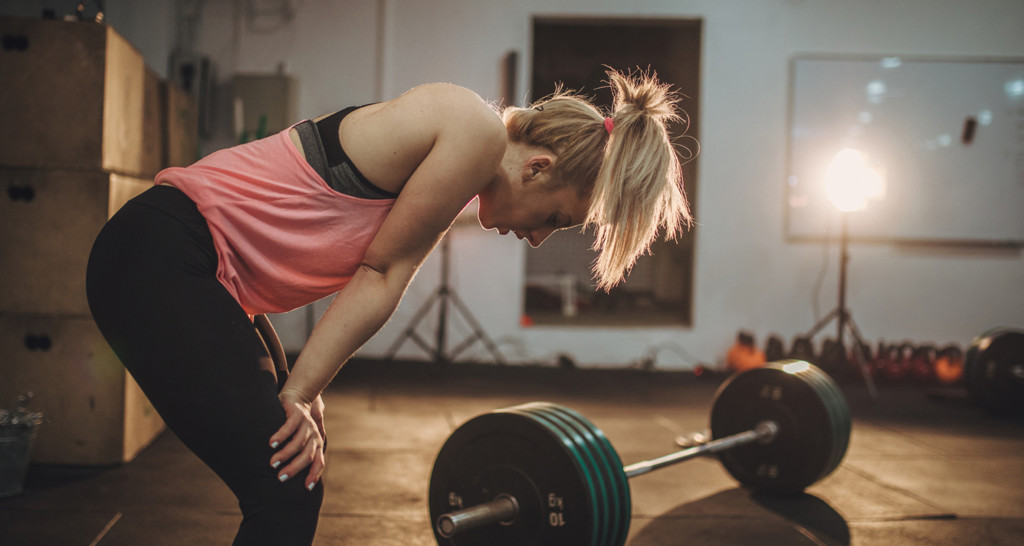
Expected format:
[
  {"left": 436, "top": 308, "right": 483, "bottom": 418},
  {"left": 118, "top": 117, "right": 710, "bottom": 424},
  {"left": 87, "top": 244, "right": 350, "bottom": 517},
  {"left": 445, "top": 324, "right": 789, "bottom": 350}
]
[{"left": 270, "top": 390, "right": 325, "bottom": 491}]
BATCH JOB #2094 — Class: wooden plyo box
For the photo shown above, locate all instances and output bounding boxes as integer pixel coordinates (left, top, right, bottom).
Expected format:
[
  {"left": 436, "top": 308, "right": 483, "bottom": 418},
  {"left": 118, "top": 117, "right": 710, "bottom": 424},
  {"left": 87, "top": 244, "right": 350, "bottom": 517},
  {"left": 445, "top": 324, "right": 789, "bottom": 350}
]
[
  {"left": 0, "top": 168, "right": 151, "bottom": 316},
  {"left": 0, "top": 315, "right": 164, "bottom": 465},
  {"left": 0, "top": 17, "right": 146, "bottom": 176},
  {"left": 0, "top": 169, "right": 163, "bottom": 465}
]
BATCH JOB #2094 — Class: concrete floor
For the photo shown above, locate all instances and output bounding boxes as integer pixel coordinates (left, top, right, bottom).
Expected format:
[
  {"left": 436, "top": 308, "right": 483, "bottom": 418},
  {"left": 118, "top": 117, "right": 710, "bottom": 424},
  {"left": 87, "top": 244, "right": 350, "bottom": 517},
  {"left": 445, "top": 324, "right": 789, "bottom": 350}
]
[{"left": 2, "top": 359, "right": 1023, "bottom": 545}]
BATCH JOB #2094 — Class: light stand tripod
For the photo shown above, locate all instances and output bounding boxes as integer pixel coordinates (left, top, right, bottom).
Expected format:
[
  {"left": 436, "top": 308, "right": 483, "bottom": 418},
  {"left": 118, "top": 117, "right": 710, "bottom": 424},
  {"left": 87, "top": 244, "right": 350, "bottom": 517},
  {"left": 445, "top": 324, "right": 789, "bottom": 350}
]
[
  {"left": 385, "top": 234, "right": 505, "bottom": 365},
  {"left": 805, "top": 213, "right": 879, "bottom": 398}
]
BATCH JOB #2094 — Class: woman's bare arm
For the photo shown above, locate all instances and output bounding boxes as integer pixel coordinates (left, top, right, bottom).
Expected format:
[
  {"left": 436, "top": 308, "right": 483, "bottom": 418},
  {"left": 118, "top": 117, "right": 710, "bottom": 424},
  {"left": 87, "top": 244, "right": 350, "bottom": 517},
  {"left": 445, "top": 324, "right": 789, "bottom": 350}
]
[
  {"left": 284, "top": 84, "right": 505, "bottom": 401},
  {"left": 268, "top": 85, "right": 505, "bottom": 486}
]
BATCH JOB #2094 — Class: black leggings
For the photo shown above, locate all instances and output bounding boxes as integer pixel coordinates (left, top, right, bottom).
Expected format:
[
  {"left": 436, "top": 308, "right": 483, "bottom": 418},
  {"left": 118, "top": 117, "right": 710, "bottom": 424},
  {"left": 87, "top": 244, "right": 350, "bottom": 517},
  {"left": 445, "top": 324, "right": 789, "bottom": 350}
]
[{"left": 86, "top": 185, "right": 323, "bottom": 545}]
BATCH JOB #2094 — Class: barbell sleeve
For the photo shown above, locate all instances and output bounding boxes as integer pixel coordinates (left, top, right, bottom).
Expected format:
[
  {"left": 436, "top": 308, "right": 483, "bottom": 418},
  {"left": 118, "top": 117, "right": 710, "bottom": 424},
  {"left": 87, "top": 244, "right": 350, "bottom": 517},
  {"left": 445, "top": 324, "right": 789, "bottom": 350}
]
[
  {"left": 436, "top": 494, "right": 519, "bottom": 538},
  {"left": 623, "top": 421, "right": 779, "bottom": 478}
]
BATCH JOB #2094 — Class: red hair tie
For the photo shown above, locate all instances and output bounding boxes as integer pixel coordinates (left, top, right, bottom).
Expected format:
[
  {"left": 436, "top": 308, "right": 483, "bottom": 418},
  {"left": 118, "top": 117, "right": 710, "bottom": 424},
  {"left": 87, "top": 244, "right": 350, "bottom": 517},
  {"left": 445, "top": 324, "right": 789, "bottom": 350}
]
[{"left": 604, "top": 117, "right": 615, "bottom": 134}]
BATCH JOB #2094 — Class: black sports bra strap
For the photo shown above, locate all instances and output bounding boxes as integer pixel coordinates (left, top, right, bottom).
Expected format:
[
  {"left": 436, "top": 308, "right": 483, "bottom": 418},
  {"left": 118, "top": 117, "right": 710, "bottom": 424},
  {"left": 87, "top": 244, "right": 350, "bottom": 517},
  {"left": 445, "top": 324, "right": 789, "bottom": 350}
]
[
  {"left": 310, "top": 105, "right": 398, "bottom": 200},
  {"left": 314, "top": 107, "right": 353, "bottom": 168}
]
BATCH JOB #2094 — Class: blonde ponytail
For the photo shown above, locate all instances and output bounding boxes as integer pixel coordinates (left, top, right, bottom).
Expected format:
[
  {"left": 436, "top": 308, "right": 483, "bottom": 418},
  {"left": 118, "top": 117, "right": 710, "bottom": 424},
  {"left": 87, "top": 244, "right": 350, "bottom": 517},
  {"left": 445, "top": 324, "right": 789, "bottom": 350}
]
[
  {"left": 502, "top": 69, "right": 693, "bottom": 291},
  {"left": 589, "top": 69, "right": 693, "bottom": 290}
]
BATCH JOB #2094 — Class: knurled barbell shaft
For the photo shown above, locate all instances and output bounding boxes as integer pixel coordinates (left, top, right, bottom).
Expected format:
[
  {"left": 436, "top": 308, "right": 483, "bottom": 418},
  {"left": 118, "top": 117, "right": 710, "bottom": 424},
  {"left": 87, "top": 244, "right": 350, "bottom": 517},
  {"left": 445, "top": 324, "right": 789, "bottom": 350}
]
[
  {"left": 434, "top": 421, "right": 778, "bottom": 538},
  {"left": 624, "top": 420, "right": 778, "bottom": 478}
]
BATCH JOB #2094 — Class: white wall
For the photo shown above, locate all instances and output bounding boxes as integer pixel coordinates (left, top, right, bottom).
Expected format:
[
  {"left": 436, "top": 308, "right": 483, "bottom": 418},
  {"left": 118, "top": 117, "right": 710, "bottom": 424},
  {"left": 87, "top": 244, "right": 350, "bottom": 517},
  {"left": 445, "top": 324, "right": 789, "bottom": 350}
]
[
  {"left": 7, "top": 0, "right": 1022, "bottom": 369},
  {"left": 335, "top": 0, "right": 1024, "bottom": 370}
]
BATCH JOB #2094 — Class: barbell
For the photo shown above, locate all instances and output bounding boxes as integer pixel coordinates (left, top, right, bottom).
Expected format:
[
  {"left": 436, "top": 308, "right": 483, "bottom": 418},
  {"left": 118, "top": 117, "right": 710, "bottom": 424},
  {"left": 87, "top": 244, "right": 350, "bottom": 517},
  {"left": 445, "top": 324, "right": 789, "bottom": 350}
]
[{"left": 427, "top": 360, "right": 852, "bottom": 545}]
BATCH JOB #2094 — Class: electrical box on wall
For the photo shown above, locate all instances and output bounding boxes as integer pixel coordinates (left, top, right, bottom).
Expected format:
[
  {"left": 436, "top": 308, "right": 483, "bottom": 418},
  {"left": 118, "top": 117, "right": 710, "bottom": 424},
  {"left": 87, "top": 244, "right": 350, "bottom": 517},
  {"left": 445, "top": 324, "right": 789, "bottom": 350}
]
[{"left": 232, "top": 72, "right": 298, "bottom": 143}]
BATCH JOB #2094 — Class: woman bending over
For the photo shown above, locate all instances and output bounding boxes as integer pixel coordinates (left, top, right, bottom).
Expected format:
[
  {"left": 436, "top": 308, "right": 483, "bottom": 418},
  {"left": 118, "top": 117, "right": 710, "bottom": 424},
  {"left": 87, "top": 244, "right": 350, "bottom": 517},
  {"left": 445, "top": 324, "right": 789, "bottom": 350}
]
[{"left": 86, "top": 69, "right": 691, "bottom": 545}]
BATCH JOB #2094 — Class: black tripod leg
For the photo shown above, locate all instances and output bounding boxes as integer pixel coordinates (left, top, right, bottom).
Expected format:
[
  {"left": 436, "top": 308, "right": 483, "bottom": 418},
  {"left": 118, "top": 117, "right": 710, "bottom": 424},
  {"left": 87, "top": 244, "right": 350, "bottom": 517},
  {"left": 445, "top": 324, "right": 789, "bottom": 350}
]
[
  {"left": 446, "top": 290, "right": 506, "bottom": 365},
  {"left": 805, "top": 308, "right": 841, "bottom": 339},
  {"left": 384, "top": 290, "right": 443, "bottom": 360},
  {"left": 383, "top": 234, "right": 504, "bottom": 366},
  {"left": 845, "top": 316, "right": 879, "bottom": 398}
]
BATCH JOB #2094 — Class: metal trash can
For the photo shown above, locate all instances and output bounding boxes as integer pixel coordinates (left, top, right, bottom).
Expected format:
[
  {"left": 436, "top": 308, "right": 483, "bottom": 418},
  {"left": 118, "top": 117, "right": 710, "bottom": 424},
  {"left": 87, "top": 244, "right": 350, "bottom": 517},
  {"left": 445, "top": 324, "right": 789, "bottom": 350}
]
[{"left": 0, "top": 425, "right": 38, "bottom": 497}]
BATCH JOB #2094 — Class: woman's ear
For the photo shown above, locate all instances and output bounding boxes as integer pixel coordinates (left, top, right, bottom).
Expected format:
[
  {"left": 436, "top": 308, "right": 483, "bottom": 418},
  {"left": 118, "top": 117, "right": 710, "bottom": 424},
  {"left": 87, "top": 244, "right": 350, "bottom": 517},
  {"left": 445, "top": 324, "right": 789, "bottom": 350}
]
[{"left": 525, "top": 154, "right": 555, "bottom": 181}]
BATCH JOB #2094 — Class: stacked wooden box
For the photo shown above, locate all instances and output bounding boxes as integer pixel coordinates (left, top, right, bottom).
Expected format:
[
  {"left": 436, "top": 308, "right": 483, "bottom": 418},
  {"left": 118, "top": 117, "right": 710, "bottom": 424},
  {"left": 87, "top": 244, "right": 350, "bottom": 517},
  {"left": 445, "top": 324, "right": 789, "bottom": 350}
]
[{"left": 0, "top": 17, "right": 198, "bottom": 465}]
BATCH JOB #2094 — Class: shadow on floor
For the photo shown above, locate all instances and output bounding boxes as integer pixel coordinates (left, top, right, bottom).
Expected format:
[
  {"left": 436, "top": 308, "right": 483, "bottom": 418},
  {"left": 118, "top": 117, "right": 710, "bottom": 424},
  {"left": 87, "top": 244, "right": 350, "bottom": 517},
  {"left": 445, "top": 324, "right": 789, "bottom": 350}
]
[{"left": 629, "top": 488, "right": 849, "bottom": 546}]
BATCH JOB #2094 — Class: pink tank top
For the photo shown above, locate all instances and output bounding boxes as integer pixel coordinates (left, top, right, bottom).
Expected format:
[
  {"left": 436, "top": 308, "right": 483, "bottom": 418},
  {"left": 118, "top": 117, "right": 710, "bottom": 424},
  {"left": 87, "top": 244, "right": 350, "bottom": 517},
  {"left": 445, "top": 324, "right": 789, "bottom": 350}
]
[{"left": 155, "top": 126, "right": 395, "bottom": 315}]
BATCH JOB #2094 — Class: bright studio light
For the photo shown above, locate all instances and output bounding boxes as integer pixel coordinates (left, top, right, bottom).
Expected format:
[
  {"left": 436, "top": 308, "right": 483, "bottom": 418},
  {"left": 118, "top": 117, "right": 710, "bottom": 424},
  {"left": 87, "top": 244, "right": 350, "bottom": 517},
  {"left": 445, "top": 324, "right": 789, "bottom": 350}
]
[{"left": 824, "top": 148, "right": 886, "bottom": 212}]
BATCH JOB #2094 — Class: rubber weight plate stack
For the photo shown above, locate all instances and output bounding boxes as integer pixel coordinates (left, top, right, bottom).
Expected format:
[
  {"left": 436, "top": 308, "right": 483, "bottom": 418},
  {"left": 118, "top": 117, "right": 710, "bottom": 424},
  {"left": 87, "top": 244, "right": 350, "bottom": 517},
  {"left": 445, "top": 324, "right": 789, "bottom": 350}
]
[
  {"left": 512, "top": 403, "right": 631, "bottom": 546},
  {"left": 429, "top": 404, "right": 616, "bottom": 546},
  {"left": 709, "top": 360, "right": 851, "bottom": 494},
  {"left": 548, "top": 405, "right": 631, "bottom": 546},
  {"left": 964, "top": 328, "right": 1024, "bottom": 415}
]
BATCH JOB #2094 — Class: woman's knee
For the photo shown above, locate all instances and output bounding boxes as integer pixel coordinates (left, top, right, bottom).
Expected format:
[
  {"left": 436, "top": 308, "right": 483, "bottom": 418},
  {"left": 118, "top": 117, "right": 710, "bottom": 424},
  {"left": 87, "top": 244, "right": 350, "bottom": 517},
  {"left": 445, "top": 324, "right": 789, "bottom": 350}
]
[
  {"left": 235, "top": 477, "right": 324, "bottom": 545},
  {"left": 243, "top": 473, "right": 324, "bottom": 521}
]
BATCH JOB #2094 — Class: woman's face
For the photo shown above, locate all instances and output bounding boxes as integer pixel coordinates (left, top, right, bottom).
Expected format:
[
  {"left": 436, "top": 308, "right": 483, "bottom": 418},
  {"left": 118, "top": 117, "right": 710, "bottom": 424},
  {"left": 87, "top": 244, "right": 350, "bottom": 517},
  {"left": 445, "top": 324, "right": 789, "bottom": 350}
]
[{"left": 477, "top": 173, "right": 588, "bottom": 247}]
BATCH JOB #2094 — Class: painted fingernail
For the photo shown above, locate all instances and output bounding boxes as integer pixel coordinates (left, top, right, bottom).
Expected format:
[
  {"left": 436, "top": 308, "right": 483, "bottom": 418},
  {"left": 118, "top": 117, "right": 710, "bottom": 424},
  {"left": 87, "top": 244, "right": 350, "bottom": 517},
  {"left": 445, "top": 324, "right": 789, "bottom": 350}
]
[
  {"left": 271, "top": 441, "right": 280, "bottom": 449},
  {"left": 279, "top": 474, "right": 289, "bottom": 482},
  {"left": 271, "top": 461, "right": 281, "bottom": 469}
]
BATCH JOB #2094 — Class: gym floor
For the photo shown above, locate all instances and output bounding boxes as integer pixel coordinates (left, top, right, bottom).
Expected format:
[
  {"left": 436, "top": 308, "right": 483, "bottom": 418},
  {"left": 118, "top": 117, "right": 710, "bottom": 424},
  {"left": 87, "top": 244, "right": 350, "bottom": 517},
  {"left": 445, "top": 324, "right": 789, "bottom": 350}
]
[{"left": 2, "top": 359, "right": 1023, "bottom": 545}]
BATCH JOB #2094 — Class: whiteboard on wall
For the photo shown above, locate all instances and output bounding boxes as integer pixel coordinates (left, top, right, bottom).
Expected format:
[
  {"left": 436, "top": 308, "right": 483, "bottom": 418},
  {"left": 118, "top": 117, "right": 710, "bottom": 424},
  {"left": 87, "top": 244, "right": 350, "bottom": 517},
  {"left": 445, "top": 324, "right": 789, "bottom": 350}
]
[{"left": 785, "top": 55, "right": 1024, "bottom": 246}]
